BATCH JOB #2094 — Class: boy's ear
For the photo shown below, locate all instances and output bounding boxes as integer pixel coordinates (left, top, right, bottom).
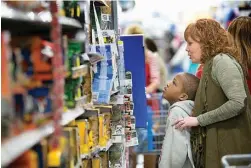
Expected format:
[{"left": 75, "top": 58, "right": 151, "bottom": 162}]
[{"left": 179, "top": 93, "right": 188, "bottom": 101}]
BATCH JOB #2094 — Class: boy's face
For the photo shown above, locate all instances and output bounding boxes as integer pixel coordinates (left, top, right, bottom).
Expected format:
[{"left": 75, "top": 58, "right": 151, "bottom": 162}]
[{"left": 163, "top": 74, "right": 187, "bottom": 104}]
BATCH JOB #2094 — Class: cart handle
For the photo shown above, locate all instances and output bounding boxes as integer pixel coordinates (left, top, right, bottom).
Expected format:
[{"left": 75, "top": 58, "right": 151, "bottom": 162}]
[{"left": 221, "top": 154, "right": 251, "bottom": 167}]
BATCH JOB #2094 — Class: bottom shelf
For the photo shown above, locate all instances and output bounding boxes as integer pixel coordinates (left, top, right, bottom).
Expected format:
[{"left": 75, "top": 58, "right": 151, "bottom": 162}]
[
  {"left": 1, "top": 123, "right": 54, "bottom": 167},
  {"left": 1, "top": 107, "right": 85, "bottom": 167}
]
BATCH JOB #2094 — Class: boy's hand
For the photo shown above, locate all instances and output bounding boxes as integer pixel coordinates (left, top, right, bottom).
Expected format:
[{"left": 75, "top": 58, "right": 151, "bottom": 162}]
[{"left": 173, "top": 117, "right": 199, "bottom": 130}]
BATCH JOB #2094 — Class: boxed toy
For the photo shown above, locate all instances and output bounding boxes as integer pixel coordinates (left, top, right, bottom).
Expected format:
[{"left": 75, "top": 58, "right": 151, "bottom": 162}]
[
  {"left": 109, "top": 144, "right": 125, "bottom": 168},
  {"left": 76, "top": 119, "right": 90, "bottom": 155},
  {"left": 77, "top": 109, "right": 100, "bottom": 150},
  {"left": 95, "top": 106, "right": 112, "bottom": 147},
  {"left": 90, "top": 44, "right": 118, "bottom": 104}
]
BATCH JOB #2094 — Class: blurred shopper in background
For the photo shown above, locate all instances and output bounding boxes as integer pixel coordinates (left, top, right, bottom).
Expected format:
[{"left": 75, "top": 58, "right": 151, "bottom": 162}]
[
  {"left": 228, "top": 16, "right": 251, "bottom": 94},
  {"left": 124, "top": 24, "right": 144, "bottom": 35},
  {"left": 125, "top": 24, "right": 161, "bottom": 94},
  {"left": 144, "top": 37, "right": 167, "bottom": 92},
  {"left": 174, "top": 18, "right": 251, "bottom": 168}
]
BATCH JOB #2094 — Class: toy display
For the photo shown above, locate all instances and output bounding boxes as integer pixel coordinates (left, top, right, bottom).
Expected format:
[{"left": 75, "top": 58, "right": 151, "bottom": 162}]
[
  {"left": 7, "top": 36, "right": 56, "bottom": 131},
  {"left": 1, "top": 1, "right": 135, "bottom": 168},
  {"left": 64, "top": 40, "right": 91, "bottom": 109}
]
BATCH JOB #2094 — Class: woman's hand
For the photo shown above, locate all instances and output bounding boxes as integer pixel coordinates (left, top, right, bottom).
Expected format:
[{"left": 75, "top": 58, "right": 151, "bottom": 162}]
[{"left": 173, "top": 117, "right": 199, "bottom": 130}]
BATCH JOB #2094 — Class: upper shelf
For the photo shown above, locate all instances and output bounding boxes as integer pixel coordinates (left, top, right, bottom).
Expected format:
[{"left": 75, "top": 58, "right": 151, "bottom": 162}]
[{"left": 1, "top": 3, "right": 82, "bottom": 35}]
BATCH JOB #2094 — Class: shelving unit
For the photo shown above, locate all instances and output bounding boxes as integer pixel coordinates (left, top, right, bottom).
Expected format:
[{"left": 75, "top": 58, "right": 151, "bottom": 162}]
[
  {"left": 80, "top": 139, "right": 113, "bottom": 160},
  {"left": 1, "top": 2, "right": 82, "bottom": 35},
  {"left": 60, "top": 107, "right": 85, "bottom": 126},
  {"left": 1, "top": 107, "right": 85, "bottom": 167},
  {"left": 1, "top": 1, "right": 134, "bottom": 168},
  {"left": 1, "top": 3, "right": 82, "bottom": 28}
]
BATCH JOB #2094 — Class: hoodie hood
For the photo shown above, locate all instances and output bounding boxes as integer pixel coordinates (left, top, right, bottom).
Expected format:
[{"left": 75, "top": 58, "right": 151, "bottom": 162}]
[{"left": 170, "top": 100, "right": 194, "bottom": 115}]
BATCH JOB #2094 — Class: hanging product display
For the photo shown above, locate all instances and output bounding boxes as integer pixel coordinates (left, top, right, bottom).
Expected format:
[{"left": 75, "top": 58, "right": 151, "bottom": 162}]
[{"left": 1, "top": 0, "right": 139, "bottom": 168}]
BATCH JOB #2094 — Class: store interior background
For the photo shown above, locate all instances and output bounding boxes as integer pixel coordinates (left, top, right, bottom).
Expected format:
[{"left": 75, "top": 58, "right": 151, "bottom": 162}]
[
  {"left": 117, "top": 1, "right": 251, "bottom": 167},
  {"left": 1, "top": 0, "right": 250, "bottom": 168},
  {"left": 118, "top": 0, "right": 250, "bottom": 80}
]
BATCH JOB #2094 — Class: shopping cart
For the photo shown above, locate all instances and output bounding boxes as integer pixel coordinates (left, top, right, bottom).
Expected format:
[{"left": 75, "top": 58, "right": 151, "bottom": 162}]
[
  {"left": 221, "top": 154, "right": 251, "bottom": 168},
  {"left": 145, "top": 93, "right": 169, "bottom": 154},
  {"left": 130, "top": 93, "right": 169, "bottom": 168}
]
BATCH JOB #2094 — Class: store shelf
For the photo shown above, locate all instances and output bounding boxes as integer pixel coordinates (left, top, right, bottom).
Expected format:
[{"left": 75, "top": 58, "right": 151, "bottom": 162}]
[
  {"left": 81, "top": 146, "right": 100, "bottom": 159},
  {"left": 100, "top": 139, "right": 113, "bottom": 152},
  {"left": 61, "top": 107, "right": 85, "bottom": 126},
  {"left": 1, "top": 123, "right": 54, "bottom": 167},
  {"left": 80, "top": 140, "right": 112, "bottom": 159},
  {"left": 1, "top": 3, "right": 82, "bottom": 35},
  {"left": 1, "top": 107, "right": 85, "bottom": 167}
]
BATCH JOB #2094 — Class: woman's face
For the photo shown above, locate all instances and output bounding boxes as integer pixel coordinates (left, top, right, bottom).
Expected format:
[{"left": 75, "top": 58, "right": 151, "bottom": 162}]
[{"left": 185, "top": 37, "right": 202, "bottom": 63}]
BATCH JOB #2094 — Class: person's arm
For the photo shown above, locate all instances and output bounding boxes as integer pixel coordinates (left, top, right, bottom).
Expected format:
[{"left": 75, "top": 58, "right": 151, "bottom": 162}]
[
  {"left": 197, "top": 55, "right": 247, "bottom": 126},
  {"left": 145, "top": 50, "right": 160, "bottom": 93}
]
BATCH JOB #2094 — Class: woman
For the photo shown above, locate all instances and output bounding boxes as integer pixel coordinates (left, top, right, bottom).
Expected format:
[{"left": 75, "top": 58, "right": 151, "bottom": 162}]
[
  {"left": 228, "top": 16, "right": 251, "bottom": 94},
  {"left": 174, "top": 19, "right": 251, "bottom": 168}
]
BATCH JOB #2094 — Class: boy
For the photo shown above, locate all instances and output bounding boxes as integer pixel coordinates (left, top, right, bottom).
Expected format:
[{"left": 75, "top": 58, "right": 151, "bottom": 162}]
[{"left": 159, "top": 73, "right": 199, "bottom": 168}]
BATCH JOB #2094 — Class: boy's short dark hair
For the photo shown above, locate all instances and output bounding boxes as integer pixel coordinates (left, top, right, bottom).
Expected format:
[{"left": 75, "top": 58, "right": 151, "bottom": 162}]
[{"left": 182, "top": 73, "right": 200, "bottom": 101}]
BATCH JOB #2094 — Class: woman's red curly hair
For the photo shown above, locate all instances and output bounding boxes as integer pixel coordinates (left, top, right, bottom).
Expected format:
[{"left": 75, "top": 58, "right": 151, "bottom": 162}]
[{"left": 184, "top": 18, "right": 239, "bottom": 64}]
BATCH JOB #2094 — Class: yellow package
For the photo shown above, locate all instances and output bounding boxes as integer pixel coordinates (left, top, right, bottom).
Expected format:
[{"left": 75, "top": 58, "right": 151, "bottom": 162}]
[
  {"left": 92, "top": 157, "right": 102, "bottom": 168},
  {"left": 76, "top": 119, "right": 90, "bottom": 154},
  {"left": 47, "top": 137, "right": 68, "bottom": 168}
]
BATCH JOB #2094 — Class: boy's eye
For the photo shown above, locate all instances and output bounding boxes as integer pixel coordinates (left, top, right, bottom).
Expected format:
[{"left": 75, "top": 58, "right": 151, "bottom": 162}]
[{"left": 172, "top": 81, "right": 176, "bottom": 85}]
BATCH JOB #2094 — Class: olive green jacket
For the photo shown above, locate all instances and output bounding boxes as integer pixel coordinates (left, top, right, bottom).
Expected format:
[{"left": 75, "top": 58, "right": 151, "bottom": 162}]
[{"left": 191, "top": 54, "right": 251, "bottom": 168}]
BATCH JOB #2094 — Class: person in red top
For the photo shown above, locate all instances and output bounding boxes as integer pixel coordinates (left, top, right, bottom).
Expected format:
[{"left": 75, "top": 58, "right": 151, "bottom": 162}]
[
  {"left": 195, "top": 64, "right": 203, "bottom": 79},
  {"left": 228, "top": 16, "right": 251, "bottom": 94}
]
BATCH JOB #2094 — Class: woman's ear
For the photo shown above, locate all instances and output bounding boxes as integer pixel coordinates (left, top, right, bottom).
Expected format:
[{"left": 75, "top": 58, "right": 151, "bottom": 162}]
[{"left": 179, "top": 93, "right": 189, "bottom": 101}]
